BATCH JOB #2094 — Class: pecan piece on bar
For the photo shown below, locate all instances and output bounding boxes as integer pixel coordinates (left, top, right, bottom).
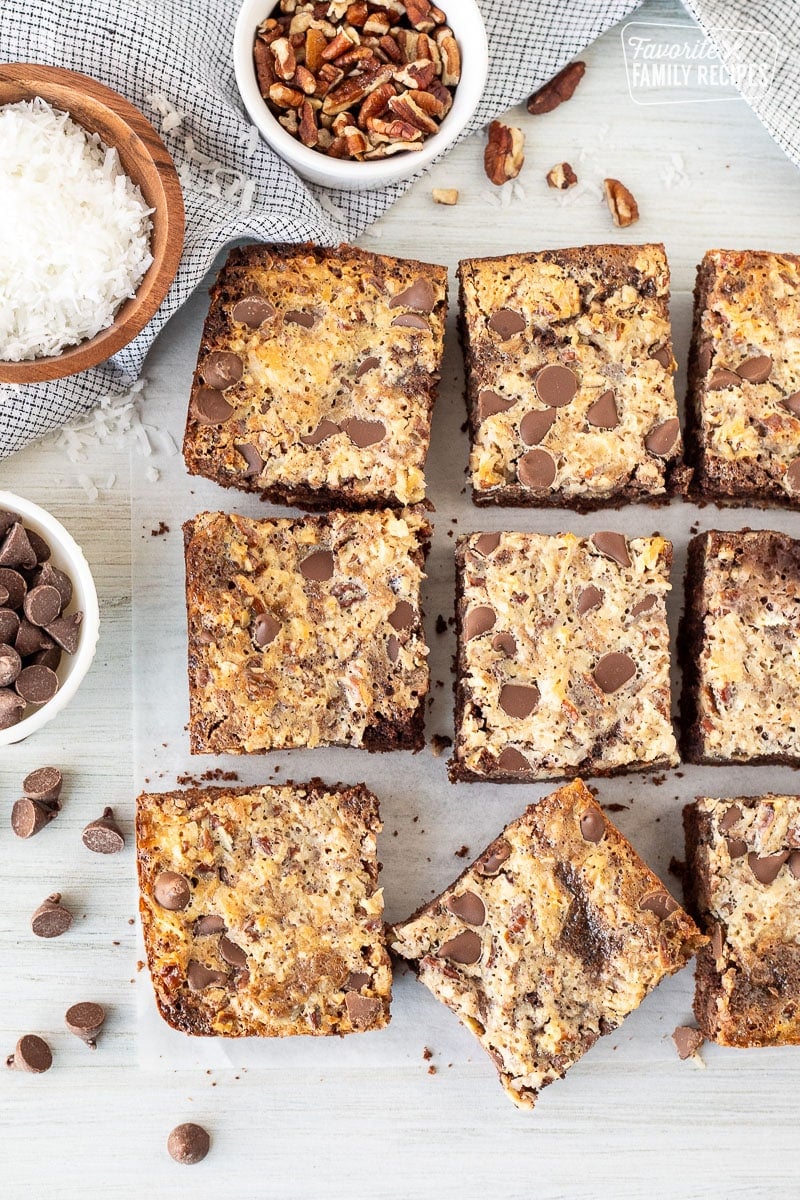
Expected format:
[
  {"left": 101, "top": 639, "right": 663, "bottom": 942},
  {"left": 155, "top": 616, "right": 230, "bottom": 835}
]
[
  {"left": 432, "top": 187, "right": 458, "bottom": 205},
  {"left": 604, "top": 177, "right": 639, "bottom": 227},
  {"left": 546, "top": 161, "right": 578, "bottom": 190},
  {"left": 484, "top": 120, "right": 525, "bottom": 186},
  {"left": 527, "top": 61, "right": 586, "bottom": 115}
]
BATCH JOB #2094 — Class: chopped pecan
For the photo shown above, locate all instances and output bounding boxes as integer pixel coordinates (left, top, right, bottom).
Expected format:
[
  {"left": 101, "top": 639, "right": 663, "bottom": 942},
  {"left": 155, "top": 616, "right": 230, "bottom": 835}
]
[
  {"left": 298, "top": 99, "right": 318, "bottom": 146},
  {"left": 269, "top": 82, "right": 305, "bottom": 108},
  {"left": 363, "top": 12, "right": 391, "bottom": 35},
  {"left": 345, "top": 1, "right": 368, "bottom": 26},
  {"left": 378, "top": 33, "right": 403, "bottom": 62},
  {"left": 604, "top": 177, "right": 639, "bottom": 227},
  {"left": 364, "top": 139, "right": 423, "bottom": 158},
  {"left": 546, "top": 161, "right": 578, "bottom": 189},
  {"left": 314, "top": 62, "right": 345, "bottom": 97},
  {"left": 432, "top": 187, "right": 458, "bottom": 205},
  {"left": 436, "top": 32, "right": 460, "bottom": 87},
  {"left": 407, "top": 87, "right": 446, "bottom": 119},
  {"left": 366, "top": 115, "right": 423, "bottom": 142},
  {"left": 305, "top": 26, "right": 328, "bottom": 72},
  {"left": 254, "top": 39, "right": 276, "bottom": 92},
  {"left": 322, "top": 63, "right": 393, "bottom": 115},
  {"left": 405, "top": 0, "right": 435, "bottom": 32},
  {"left": 294, "top": 64, "right": 317, "bottom": 94},
  {"left": 332, "top": 45, "right": 375, "bottom": 72},
  {"left": 393, "top": 57, "right": 437, "bottom": 90},
  {"left": 387, "top": 92, "right": 438, "bottom": 134},
  {"left": 357, "top": 81, "right": 396, "bottom": 129},
  {"left": 321, "top": 30, "right": 357, "bottom": 61},
  {"left": 484, "top": 120, "right": 525, "bottom": 186},
  {"left": 271, "top": 36, "right": 297, "bottom": 80},
  {"left": 527, "top": 61, "right": 586, "bottom": 114}
]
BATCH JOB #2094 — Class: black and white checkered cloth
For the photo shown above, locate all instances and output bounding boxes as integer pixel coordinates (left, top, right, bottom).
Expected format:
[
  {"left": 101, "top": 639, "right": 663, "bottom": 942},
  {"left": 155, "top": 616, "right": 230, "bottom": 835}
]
[{"left": 1, "top": 0, "right": 797, "bottom": 456}]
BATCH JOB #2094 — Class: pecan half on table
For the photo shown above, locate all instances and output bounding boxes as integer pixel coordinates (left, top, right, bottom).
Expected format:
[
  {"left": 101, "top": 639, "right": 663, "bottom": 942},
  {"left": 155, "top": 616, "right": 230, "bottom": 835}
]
[{"left": 484, "top": 120, "right": 525, "bottom": 186}]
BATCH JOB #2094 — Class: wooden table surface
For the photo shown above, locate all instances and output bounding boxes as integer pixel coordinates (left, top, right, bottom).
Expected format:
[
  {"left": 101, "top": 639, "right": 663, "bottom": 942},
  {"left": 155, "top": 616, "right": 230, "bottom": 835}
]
[{"left": 3, "top": 1, "right": 800, "bottom": 1195}]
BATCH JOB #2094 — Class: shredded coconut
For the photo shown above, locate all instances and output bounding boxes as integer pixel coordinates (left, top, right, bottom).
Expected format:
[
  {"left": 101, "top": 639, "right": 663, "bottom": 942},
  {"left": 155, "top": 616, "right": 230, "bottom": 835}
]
[{"left": 0, "top": 98, "right": 153, "bottom": 361}]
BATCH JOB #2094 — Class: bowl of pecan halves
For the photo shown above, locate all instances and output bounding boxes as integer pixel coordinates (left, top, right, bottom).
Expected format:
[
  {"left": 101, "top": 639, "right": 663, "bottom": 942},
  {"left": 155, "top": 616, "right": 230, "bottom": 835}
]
[{"left": 234, "top": 0, "right": 488, "bottom": 189}]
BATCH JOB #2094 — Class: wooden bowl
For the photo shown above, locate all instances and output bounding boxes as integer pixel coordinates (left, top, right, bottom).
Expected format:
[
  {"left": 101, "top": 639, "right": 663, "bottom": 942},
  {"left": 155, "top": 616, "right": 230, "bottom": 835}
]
[{"left": 0, "top": 63, "right": 185, "bottom": 384}]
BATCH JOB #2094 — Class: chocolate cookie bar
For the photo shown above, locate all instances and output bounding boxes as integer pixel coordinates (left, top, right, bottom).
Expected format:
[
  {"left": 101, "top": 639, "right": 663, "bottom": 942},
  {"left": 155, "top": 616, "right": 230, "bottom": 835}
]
[
  {"left": 137, "top": 780, "right": 391, "bottom": 1036},
  {"left": 185, "top": 507, "right": 430, "bottom": 754},
  {"left": 449, "top": 531, "right": 678, "bottom": 782},
  {"left": 391, "top": 780, "right": 704, "bottom": 1109},
  {"left": 680, "top": 529, "right": 800, "bottom": 765},
  {"left": 183, "top": 243, "right": 448, "bottom": 510},
  {"left": 457, "top": 243, "right": 686, "bottom": 508},
  {"left": 686, "top": 249, "right": 800, "bottom": 507},
  {"left": 683, "top": 795, "right": 800, "bottom": 1045}
]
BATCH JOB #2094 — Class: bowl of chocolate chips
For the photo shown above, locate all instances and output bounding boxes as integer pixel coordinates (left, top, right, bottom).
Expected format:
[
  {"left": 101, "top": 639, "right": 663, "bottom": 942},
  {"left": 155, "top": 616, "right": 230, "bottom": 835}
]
[{"left": 0, "top": 492, "right": 99, "bottom": 744}]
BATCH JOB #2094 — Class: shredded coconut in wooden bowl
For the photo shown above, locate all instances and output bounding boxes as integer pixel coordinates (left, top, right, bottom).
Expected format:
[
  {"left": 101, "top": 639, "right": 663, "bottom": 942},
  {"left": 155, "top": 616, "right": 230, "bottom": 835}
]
[{"left": 0, "top": 98, "right": 154, "bottom": 362}]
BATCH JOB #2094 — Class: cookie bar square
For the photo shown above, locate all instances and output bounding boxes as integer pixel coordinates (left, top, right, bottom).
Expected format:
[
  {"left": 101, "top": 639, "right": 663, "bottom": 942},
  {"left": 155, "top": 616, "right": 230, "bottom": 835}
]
[
  {"left": 137, "top": 780, "right": 391, "bottom": 1037},
  {"left": 185, "top": 507, "right": 430, "bottom": 754},
  {"left": 391, "top": 779, "right": 704, "bottom": 1108},
  {"left": 449, "top": 530, "right": 678, "bottom": 782},
  {"left": 680, "top": 529, "right": 800, "bottom": 765},
  {"left": 182, "top": 243, "right": 448, "bottom": 510},
  {"left": 686, "top": 249, "right": 800, "bottom": 507},
  {"left": 683, "top": 795, "right": 800, "bottom": 1046},
  {"left": 458, "top": 243, "right": 685, "bottom": 508}
]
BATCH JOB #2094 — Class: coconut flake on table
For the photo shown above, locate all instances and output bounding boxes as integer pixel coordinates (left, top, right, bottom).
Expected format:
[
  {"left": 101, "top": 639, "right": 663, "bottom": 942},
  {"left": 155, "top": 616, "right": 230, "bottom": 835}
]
[{"left": 0, "top": 98, "right": 154, "bottom": 362}]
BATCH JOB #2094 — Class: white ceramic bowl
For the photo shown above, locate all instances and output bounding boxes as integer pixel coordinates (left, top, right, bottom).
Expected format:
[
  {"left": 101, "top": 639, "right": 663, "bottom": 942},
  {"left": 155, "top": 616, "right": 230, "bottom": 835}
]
[
  {"left": 0, "top": 492, "right": 100, "bottom": 746},
  {"left": 234, "top": 0, "right": 489, "bottom": 190}
]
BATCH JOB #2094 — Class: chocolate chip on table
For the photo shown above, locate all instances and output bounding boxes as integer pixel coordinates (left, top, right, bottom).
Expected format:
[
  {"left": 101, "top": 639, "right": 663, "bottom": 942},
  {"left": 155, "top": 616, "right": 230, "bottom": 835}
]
[
  {"left": 0, "top": 644, "right": 21, "bottom": 686},
  {"left": 747, "top": 850, "right": 789, "bottom": 885},
  {"left": 153, "top": 871, "right": 191, "bottom": 911},
  {"left": 82, "top": 807, "right": 125, "bottom": 854},
  {"left": 0, "top": 689, "right": 26, "bottom": 730},
  {"left": 31, "top": 893, "right": 72, "bottom": 938},
  {"left": 593, "top": 652, "right": 636, "bottom": 693},
  {"left": 15, "top": 664, "right": 59, "bottom": 705},
  {"left": 580, "top": 810, "right": 605, "bottom": 843},
  {"left": 6, "top": 1034, "right": 52, "bottom": 1074},
  {"left": 446, "top": 891, "right": 486, "bottom": 926},
  {"left": 22, "top": 768, "right": 63, "bottom": 808},
  {"left": 437, "top": 930, "right": 482, "bottom": 965},
  {"left": 672, "top": 1025, "right": 704, "bottom": 1061},
  {"left": 591, "top": 531, "right": 631, "bottom": 568},
  {"left": 65, "top": 1001, "right": 106, "bottom": 1048},
  {"left": 167, "top": 1123, "right": 211, "bottom": 1165},
  {"left": 11, "top": 796, "right": 60, "bottom": 839}
]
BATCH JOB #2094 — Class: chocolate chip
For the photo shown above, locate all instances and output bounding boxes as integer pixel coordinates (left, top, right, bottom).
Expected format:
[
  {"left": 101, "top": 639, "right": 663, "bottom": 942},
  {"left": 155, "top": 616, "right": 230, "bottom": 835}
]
[
  {"left": 488, "top": 308, "right": 525, "bottom": 339},
  {"left": 748, "top": 850, "right": 789, "bottom": 885},
  {"left": 23, "top": 767, "right": 63, "bottom": 805},
  {"left": 782, "top": 391, "right": 800, "bottom": 416},
  {"left": 478, "top": 837, "right": 512, "bottom": 875},
  {"left": 535, "top": 364, "right": 577, "bottom": 407},
  {"left": 707, "top": 367, "right": 741, "bottom": 390},
  {"left": 645, "top": 418, "right": 681, "bottom": 457},
  {"left": 195, "top": 915, "right": 227, "bottom": 936},
  {"left": 32, "top": 562, "right": 72, "bottom": 610},
  {"left": 577, "top": 585, "right": 603, "bottom": 616},
  {"left": 299, "top": 550, "right": 334, "bottom": 582},
  {"left": 388, "top": 277, "right": 436, "bottom": 312},
  {"left": 498, "top": 683, "right": 540, "bottom": 718},
  {"left": 346, "top": 970, "right": 371, "bottom": 990},
  {"left": 345, "top": 992, "right": 382, "bottom": 1029},
  {"left": 789, "top": 851, "right": 800, "bottom": 879},
  {"left": 711, "top": 923, "right": 724, "bottom": 963},
  {"left": 0, "top": 645, "right": 21, "bottom": 686},
  {"left": 0, "top": 510, "right": 15, "bottom": 537},
  {"left": 234, "top": 443, "right": 263, "bottom": 478},
  {"left": 300, "top": 419, "right": 340, "bottom": 445},
  {"left": 388, "top": 600, "right": 415, "bottom": 631},
  {"left": 391, "top": 313, "right": 429, "bottom": 330},
  {"left": 0, "top": 569, "right": 26, "bottom": 610},
  {"left": 650, "top": 344, "right": 672, "bottom": 369},
  {"left": 82, "top": 807, "right": 124, "bottom": 854},
  {"left": 446, "top": 891, "right": 486, "bottom": 926},
  {"left": 356, "top": 356, "right": 379, "bottom": 378},
  {"left": 15, "top": 664, "right": 58, "bottom": 704},
  {"left": 0, "top": 523, "right": 36, "bottom": 569},
  {"left": 23, "top": 585, "right": 62, "bottom": 628},
  {"left": 591, "top": 532, "right": 630, "bottom": 567},
  {"left": 785, "top": 459, "right": 800, "bottom": 495},
  {"left": 593, "top": 652, "right": 636, "bottom": 693},
  {"left": 736, "top": 354, "right": 772, "bottom": 383},
  {"left": 719, "top": 805, "right": 742, "bottom": 833},
  {"left": 285, "top": 309, "right": 316, "bottom": 328},
  {"left": 219, "top": 936, "right": 247, "bottom": 967},
  {"left": 341, "top": 418, "right": 386, "bottom": 447},
  {"left": 32, "top": 647, "right": 61, "bottom": 671},
  {"left": 726, "top": 838, "right": 747, "bottom": 859},
  {"left": 387, "top": 634, "right": 400, "bottom": 663},
  {"left": 0, "top": 585, "right": 7, "bottom": 605},
  {"left": 464, "top": 606, "right": 496, "bottom": 640},
  {"left": 186, "top": 961, "right": 228, "bottom": 991},
  {"left": 201, "top": 351, "right": 243, "bottom": 391},
  {"left": 11, "top": 796, "right": 59, "bottom": 839},
  {"left": 638, "top": 890, "right": 679, "bottom": 920},
  {"left": 672, "top": 1026, "right": 704, "bottom": 1060},
  {"left": 518, "top": 447, "right": 556, "bottom": 490},
  {"left": 437, "top": 930, "right": 482, "bottom": 965},
  {"left": 65, "top": 1001, "right": 105, "bottom": 1048},
  {"left": 253, "top": 612, "right": 281, "bottom": 647},
  {"left": 193, "top": 388, "right": 234, "bottom": 425},
  {"left": 631, "top": 594, "right": 657, "bottom": 617},
  {"left": 495, "top": 747, "right": 530, "bottom": 775},
  {"left": 478, "top": 389, "right": 514, "bottom": 422},
  {"left": 153, "top": 870, "right": 191, "bottom": 911},
  {"left": 0, "top": 689, "right": 26, "bottom": 729},
  {"left": 231, "top": 295, "right": 274, "bottom": 327},
  {"left": 580, "top": 810, "right": 605, "bottom": 843},
  {"left": 517, "top": 408, "right": 557, "bottom": 450},
  {"left": 31, "top": 893, "right": 72, "bottom": 938},
  {"left": 7, "top": 1034, "right": 52, "bottom": 1073},
  {"left": 492, "top": 631, "right": 516, "bottom": 657},
  {"left": 0, "top": 608, "right": 20, "bottom": 644},
  {"left": 25, "top": 530, "right": 50, "bottom": 563},
  {"left": 586, "top": 389, "right": 618, "bottom": 428},
  {"left": 167, "top": 1123, "right": 211, "bottom": 1165},
  {"left": 473, "top": 532, "right": 501, "bottom": 556},
  {"left": 15, "top": 619, "right": 54, "bottom": 658}
]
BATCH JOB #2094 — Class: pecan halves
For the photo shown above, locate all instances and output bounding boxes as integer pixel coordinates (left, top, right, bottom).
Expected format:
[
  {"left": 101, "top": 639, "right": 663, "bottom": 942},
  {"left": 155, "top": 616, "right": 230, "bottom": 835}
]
[
  {"left": 484, "top": 120, "right": 525, "bottom": 186},
  {"left": 527, "top": 61, "right": 586, "bottom": 115},
  {"left": 604, "top": 177, "right": 639, "bottom": 227}
]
